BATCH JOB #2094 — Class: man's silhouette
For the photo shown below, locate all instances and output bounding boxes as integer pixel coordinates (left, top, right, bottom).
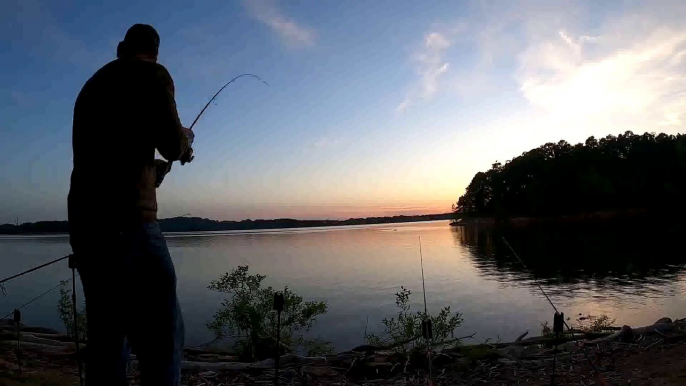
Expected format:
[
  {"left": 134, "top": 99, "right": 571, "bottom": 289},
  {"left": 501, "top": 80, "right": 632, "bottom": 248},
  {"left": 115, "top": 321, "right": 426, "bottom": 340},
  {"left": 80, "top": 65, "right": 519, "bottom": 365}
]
[{"left": 69, "top": 24, "right": 191, "bottom": 385}]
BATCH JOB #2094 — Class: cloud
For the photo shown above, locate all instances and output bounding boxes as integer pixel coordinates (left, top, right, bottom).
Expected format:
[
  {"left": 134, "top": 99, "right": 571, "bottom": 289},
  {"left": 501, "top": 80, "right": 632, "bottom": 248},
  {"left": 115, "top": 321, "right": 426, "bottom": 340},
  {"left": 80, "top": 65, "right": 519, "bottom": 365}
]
[
  {"left": 402, "top": 1, "right": 686, "bottom": 139},
  {"left": 244, "top": 0, "right": 315, "bottom": 48},
  {"left": 395, "top": 97, "right": 411, "bottom": 113},
  {"left": 396, "top": 31, "right": 451, "bottom": 113},
  {"left": 517, "top": 16, "right": 686, "bottom": 133},
  {"left": 312, "top": 136, "right": 340, "bottom": 149},
  {"left": 1, "top": 0, "right": 93, "bottom": 64}
]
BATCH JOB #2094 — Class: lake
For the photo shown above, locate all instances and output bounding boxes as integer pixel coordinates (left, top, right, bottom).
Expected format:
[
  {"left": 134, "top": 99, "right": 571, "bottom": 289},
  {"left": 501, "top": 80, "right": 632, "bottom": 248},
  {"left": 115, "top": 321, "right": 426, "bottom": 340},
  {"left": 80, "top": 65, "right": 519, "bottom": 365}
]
[{"left": 2, "top": 220, "right": 685, "bottom": 351}]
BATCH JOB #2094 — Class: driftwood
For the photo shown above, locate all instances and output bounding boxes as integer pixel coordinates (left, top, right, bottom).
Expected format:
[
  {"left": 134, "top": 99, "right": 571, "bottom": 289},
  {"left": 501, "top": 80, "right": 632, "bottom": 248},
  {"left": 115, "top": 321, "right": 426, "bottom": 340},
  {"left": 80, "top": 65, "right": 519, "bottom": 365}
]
[
  {"left": 0, "top": 321, "right": 60, "bottom": 335},
  {"left": 4, "top": 316, "right": 685, "bottom": 382},
  {"left": 0, "top": 331, "right": 74, "bottom": 348},
  {"left": 515, "top": 331, "right": 529, "bottom": 342},
  {"left": 1, "top": 340, "right": 71, "bottom": 353},
  {"left": 491, "top": 333, "right": 596, "bottom": 348},
  {"left": 181, "top": 360, "right": 272, "bottom": 371},
  {"left": 140, "top": 354, "right": 329, "bottom": 372}
]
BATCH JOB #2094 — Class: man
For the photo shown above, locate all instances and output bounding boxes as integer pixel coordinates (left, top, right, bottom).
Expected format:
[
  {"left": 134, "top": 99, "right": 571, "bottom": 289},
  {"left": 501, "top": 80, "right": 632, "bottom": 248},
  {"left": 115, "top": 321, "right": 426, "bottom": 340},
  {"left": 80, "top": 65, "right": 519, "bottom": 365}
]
[{"left": 68, "top": 24, "right": 192, "bottom": 385}]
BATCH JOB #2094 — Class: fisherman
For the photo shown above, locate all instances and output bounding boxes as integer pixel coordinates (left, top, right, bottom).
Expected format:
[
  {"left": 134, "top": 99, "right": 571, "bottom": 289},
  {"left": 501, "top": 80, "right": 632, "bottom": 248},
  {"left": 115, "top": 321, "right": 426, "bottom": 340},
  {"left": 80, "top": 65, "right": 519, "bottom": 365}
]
[{"left": 68, "top": 24, "right": 192, "bottom": 385}]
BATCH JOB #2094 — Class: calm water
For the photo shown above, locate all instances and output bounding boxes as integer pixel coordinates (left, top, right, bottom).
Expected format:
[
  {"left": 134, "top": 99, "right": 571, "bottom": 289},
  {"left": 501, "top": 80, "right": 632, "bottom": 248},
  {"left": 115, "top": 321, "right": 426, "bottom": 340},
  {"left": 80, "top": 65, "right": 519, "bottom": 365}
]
[{"left": 2, "top": 221, "right": 685, "bottom": 351}]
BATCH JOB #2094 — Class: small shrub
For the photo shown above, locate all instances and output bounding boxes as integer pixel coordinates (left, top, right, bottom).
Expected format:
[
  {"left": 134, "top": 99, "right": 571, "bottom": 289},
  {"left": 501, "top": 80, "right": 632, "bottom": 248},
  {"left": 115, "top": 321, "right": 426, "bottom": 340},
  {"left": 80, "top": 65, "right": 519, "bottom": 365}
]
[
  {"left": 586, "top": 315, "right": 616, "bottom": 332},
  {"left": 57, "top": 280, "right": 87, "bottom": 341},
  {"left": 364, "top": 286, "right": 463, "bottom": 353},
  {"left": 207, "top": 266, "right": 332, "bottom": 360}
]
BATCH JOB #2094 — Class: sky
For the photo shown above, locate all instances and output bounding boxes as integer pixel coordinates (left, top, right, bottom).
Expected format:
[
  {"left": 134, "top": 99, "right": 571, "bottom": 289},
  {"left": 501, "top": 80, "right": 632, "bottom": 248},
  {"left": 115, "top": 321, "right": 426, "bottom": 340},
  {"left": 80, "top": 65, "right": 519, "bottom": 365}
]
[{"left": 1, "top": 0, "right": 686, "bottom": 222}]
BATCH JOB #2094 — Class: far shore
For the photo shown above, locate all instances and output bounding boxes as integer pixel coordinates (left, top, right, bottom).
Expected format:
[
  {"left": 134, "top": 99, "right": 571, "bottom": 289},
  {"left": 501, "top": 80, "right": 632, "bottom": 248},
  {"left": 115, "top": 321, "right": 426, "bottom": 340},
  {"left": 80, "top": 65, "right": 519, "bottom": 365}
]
[{"left": 0, "top": 213, "right": 454, "bottom": 235}]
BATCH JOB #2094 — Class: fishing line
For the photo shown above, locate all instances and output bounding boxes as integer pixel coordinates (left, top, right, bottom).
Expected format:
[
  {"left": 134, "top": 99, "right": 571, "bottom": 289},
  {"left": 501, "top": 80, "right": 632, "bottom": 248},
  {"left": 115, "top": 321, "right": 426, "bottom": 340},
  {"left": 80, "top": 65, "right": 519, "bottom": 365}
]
[
  {"left": 188, "top": 73, "right": 269, "bottom": 131},
  {"left": 501, "top": 236, "right": 601, "bottom": 377}
]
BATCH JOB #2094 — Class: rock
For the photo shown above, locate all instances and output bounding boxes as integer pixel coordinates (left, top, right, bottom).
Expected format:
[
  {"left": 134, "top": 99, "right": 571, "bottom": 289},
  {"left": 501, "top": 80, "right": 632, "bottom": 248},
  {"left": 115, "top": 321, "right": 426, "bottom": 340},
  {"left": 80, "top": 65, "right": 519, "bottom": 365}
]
[
  {"left": 281, "top": 368, "right": 299, "bottom": 378},
  {"left": 0, "top": 358, "right": 19, "bottom": 371},
  {"left": 498, "top": 358, "right": 517, "bottom": 365},
  {"left": 280, "top": 354, "right": 298, "bottom": 365},
  {"left": 654, "top": 317, "right": 672, "bottom": 325},
  {"left": 454, "top": 358, "right": 472, "bottom": 371},
  {"left": 197, "top": 371, "right": 217, "bottom": 378},
  {"left": 372, "top": 355, "right": 388, "bottom": 363},
  {"left": 619, "top": 325, "right": 633, "bottom": 343},
  {"left": 301, "top": 365, "right": 339, "bottom": 377}
]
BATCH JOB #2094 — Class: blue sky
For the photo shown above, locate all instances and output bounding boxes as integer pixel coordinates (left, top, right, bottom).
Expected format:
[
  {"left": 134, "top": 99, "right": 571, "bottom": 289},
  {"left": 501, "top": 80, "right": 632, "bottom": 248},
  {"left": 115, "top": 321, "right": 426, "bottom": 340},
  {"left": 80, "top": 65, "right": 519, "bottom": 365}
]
[{"left": 2, "top": 0, "right": 686, "bottom": 222}]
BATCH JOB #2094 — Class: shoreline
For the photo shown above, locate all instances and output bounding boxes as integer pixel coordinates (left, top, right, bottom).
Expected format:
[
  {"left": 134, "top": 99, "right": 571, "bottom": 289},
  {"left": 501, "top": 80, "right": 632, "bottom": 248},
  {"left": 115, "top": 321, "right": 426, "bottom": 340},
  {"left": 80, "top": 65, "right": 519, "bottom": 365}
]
[
  {"left": 0, "top": 214, "right": 454, "bottom": 236},
  {"left": 3, "top": 317, "right": 685, "bottom": 385}
]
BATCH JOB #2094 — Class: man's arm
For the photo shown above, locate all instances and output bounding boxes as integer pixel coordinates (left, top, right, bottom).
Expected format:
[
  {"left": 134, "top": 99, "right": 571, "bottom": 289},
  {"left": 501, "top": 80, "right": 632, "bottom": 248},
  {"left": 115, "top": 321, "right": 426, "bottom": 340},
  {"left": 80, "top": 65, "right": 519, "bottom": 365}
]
[{"left": 151, "top": 64, "right": 191, "bottom": 161}]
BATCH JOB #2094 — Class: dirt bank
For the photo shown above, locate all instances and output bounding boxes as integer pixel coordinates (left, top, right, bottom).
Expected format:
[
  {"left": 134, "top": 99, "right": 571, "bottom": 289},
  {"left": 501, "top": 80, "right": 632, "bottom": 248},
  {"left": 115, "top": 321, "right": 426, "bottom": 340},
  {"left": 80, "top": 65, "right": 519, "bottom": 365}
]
[{"left": 2, "top": 318, "right": 686, "bottom": 385}]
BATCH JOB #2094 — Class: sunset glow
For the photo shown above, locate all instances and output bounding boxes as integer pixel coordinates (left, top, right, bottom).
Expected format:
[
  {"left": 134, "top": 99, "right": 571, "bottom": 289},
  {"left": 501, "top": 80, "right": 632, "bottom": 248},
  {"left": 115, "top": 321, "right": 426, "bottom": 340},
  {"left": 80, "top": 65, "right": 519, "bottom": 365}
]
[{"left": 2, "top": 0, "right": 686, "bottom": 222}]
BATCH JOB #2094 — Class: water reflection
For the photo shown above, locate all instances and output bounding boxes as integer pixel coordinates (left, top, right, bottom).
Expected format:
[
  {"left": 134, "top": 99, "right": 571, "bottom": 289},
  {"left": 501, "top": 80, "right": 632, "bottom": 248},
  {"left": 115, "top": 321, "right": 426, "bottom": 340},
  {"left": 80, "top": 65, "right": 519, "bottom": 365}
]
[
  {"left": 3, "top": 221, "right": 686, "bottom": 350},
  {"left": 452, "top": 222, "right": 686, "bottom": 298}
]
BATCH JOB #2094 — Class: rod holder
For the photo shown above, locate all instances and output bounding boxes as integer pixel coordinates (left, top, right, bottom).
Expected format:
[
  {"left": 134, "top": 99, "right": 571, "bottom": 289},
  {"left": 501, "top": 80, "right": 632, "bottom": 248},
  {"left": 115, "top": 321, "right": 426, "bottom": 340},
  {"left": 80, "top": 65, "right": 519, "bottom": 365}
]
[
  {"left": 13, "top": 309, "right": 21, "bottom": 374},
  {"left": 273, "top": 292, "right": 285, "bottom": 386},
  {"left": 553, "top": 312, "right": 564, "bottom": 335},
  {"left": 421, "top": 319, "right": 433, "bottom": 340}
]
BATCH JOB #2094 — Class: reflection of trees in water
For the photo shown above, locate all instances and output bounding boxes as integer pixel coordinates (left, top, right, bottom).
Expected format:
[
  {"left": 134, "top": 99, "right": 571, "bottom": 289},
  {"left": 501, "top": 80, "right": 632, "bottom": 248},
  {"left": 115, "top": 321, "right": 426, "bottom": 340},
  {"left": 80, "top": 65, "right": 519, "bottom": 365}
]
[{"left": 451, "top": 222, "right": 686, "bottom": 298}]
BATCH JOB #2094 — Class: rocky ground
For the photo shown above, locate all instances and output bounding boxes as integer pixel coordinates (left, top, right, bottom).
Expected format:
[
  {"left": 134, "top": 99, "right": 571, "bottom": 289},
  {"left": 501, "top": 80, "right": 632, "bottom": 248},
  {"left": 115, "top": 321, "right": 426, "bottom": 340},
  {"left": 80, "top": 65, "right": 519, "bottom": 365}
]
[{"left": 2, "top": 318, "right": 686, "bottom": 385}]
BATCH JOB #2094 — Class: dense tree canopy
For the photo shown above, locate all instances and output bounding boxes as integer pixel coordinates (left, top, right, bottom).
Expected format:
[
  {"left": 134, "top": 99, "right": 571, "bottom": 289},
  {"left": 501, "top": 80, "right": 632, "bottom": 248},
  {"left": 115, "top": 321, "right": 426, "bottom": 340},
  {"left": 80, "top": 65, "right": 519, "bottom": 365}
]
[{"left": 455, "top": 131, "right": 686, "bottom": 217}]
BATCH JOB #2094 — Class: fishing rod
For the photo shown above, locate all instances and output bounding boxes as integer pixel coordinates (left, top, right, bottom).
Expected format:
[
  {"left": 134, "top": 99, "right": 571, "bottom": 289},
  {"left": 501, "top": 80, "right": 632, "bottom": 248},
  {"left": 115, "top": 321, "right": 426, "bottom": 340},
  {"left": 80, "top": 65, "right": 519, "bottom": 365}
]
[
  {"left": 158, "top": 73, "right": 269, "bottom": 183},
  {"left": 181, "top": 73, "right": 268, "bottom": 165},
  {"left": 418, "top": 236, "right": 433, "bottom": 384},
  {"left": 188, "top": 73, "right": 269, "bottom": 132},
  {"left": 501, "top": 236, "right": 602, "bottom": 384}
]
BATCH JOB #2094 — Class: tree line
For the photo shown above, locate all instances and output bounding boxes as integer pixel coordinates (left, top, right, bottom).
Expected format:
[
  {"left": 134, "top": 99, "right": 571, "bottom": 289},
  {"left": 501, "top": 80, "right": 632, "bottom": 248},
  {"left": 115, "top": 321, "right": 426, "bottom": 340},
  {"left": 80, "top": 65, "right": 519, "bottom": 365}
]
[
  {"left": 454, "top": 131, "right": 686, "bottom": 217},
  {"left": 0, "top": 213, "right": 454, "bottom": 234}
]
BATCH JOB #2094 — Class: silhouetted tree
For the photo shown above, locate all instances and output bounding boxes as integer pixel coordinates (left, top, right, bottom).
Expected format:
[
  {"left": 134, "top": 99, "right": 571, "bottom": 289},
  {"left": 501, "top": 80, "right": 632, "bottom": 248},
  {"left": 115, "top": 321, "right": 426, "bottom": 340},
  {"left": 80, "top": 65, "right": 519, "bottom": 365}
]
[{"left": 455, "top": 131, "right": 686, "bottom": 217}]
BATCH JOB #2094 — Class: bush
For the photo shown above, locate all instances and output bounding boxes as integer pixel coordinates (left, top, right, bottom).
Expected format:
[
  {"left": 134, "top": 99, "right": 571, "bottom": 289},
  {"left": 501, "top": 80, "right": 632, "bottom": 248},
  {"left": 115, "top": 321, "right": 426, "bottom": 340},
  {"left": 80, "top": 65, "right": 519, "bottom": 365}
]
[
  {"left": 364, "top": 286, "right": 463, "bottom": 353},
  {"left": 541, "top": 314, "right": 616, "bottom": 337},
  {"left": 57, "top": 280, "right": 87, "bottom": 341},
  {"left": 207, "top": 266, "right": 332, "bottom": 360}
]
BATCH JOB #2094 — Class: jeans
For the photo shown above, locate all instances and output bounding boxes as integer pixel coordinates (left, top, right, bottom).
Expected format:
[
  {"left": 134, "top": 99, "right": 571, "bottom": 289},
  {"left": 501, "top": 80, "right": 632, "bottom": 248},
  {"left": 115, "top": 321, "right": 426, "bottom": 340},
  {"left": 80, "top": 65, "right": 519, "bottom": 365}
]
[{"left": 72, "top": 222, "right": 184, "bottom": 386}]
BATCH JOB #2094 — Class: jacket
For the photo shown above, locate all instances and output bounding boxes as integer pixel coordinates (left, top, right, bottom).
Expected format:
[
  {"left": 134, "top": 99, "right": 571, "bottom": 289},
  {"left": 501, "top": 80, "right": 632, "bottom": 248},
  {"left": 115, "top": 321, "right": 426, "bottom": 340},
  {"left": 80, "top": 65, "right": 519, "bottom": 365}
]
[{"left": 68, "top": 58, "right": 189, "bottom": 231}]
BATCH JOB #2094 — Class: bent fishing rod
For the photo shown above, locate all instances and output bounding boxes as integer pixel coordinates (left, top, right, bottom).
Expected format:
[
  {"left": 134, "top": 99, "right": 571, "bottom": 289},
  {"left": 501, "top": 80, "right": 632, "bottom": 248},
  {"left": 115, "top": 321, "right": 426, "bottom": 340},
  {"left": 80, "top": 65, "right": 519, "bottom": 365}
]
[
  {"left": 189, "top": 73, "right": 269, "bottom": 131},
  {"left": 179, "top": 73, "right": 269, "bottom": 165}
]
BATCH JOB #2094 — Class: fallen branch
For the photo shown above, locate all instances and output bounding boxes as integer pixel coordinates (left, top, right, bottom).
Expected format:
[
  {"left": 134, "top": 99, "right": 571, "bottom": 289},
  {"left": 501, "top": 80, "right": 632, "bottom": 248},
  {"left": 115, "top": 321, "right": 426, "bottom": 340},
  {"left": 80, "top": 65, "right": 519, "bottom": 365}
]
[
  {"left": 515, "top": 331, "right": 529, "bottom": 342},
  {"left": 431, "top": 332, "right": 477, "bottom": 347}
]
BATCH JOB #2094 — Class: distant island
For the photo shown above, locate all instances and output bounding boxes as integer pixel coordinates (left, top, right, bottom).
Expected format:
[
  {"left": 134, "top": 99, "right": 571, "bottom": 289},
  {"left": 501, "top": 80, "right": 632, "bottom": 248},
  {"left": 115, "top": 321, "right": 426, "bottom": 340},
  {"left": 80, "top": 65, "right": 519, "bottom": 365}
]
[
  {"left": 454, "top": 131, "right": 686, "bottom": 220},
  {"left": 0, "top": 213, "right": 454, "bottom": 235}
]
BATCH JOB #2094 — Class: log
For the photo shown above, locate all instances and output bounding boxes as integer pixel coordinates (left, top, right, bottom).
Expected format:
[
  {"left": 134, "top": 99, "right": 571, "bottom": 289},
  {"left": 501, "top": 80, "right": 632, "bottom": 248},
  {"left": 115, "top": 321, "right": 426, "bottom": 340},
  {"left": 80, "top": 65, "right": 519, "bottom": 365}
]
[
  {"left": 0, "top": 324, "right": 60, "bottom": 335},
  {"left": 30, "top": 332, "right": 72, "bottom": 342},
  {"left": 1, "top": 331, "right": 73, "bottom": 348},
  {"left": 515, "top": 331, "right": 529, "bottom": 342},
  {"left": 1, "top": 340, "right": 70, "bottom": 353},
  {"left": 491, "top": 333, "right": 594, "bottom": 348},
  {"left": 180, "top": 361, "right": 268, "bottom": 371}
]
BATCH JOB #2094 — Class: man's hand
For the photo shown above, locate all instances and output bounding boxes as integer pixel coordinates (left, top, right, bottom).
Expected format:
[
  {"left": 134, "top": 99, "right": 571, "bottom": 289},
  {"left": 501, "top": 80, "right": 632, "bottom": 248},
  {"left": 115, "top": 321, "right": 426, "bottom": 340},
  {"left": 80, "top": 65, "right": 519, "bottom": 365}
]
[
  {"left": 182, "top": 127, "right": 194, "bottom": 145},
  {"left": 179, "top": 127, "right": 195, "bottom": 165}
]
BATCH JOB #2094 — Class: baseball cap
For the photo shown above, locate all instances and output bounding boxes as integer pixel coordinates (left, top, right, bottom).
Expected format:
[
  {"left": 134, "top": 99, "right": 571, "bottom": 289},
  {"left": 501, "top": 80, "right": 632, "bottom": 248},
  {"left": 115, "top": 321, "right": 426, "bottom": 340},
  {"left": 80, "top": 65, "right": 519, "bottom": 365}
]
[{"left": 117, "top": 24, "right": 160, "bottom": 58}]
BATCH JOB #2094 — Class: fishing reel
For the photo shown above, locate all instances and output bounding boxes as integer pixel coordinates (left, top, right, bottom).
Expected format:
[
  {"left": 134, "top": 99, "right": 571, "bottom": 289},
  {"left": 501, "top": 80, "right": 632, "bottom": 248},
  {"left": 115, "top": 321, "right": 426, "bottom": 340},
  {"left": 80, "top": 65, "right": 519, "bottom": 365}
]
[{"left": 180, "top": 147, "right": 194, "bottom": 165}]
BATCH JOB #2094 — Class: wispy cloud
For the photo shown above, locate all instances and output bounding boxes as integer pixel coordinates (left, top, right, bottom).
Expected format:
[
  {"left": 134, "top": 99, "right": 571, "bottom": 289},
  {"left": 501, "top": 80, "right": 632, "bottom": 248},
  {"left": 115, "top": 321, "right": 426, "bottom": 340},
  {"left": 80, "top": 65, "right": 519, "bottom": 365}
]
[
  {"left": 1, "top": 0, "right": 96, "bottom": 65},
  {"left": 244, "top": 0, "right": 315, "bottom": 48},
  {"left": 396, "top": 31, "right": 451, "bottom": 113},
  {"left": 518, "top": 23, "right": 686, "bottom": 132},
  {"left": 401, "top": 1, "right": 686, "bottom": 138},
  {"left": 312, "top": 136, "right": 340, "bottom": 149}
]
